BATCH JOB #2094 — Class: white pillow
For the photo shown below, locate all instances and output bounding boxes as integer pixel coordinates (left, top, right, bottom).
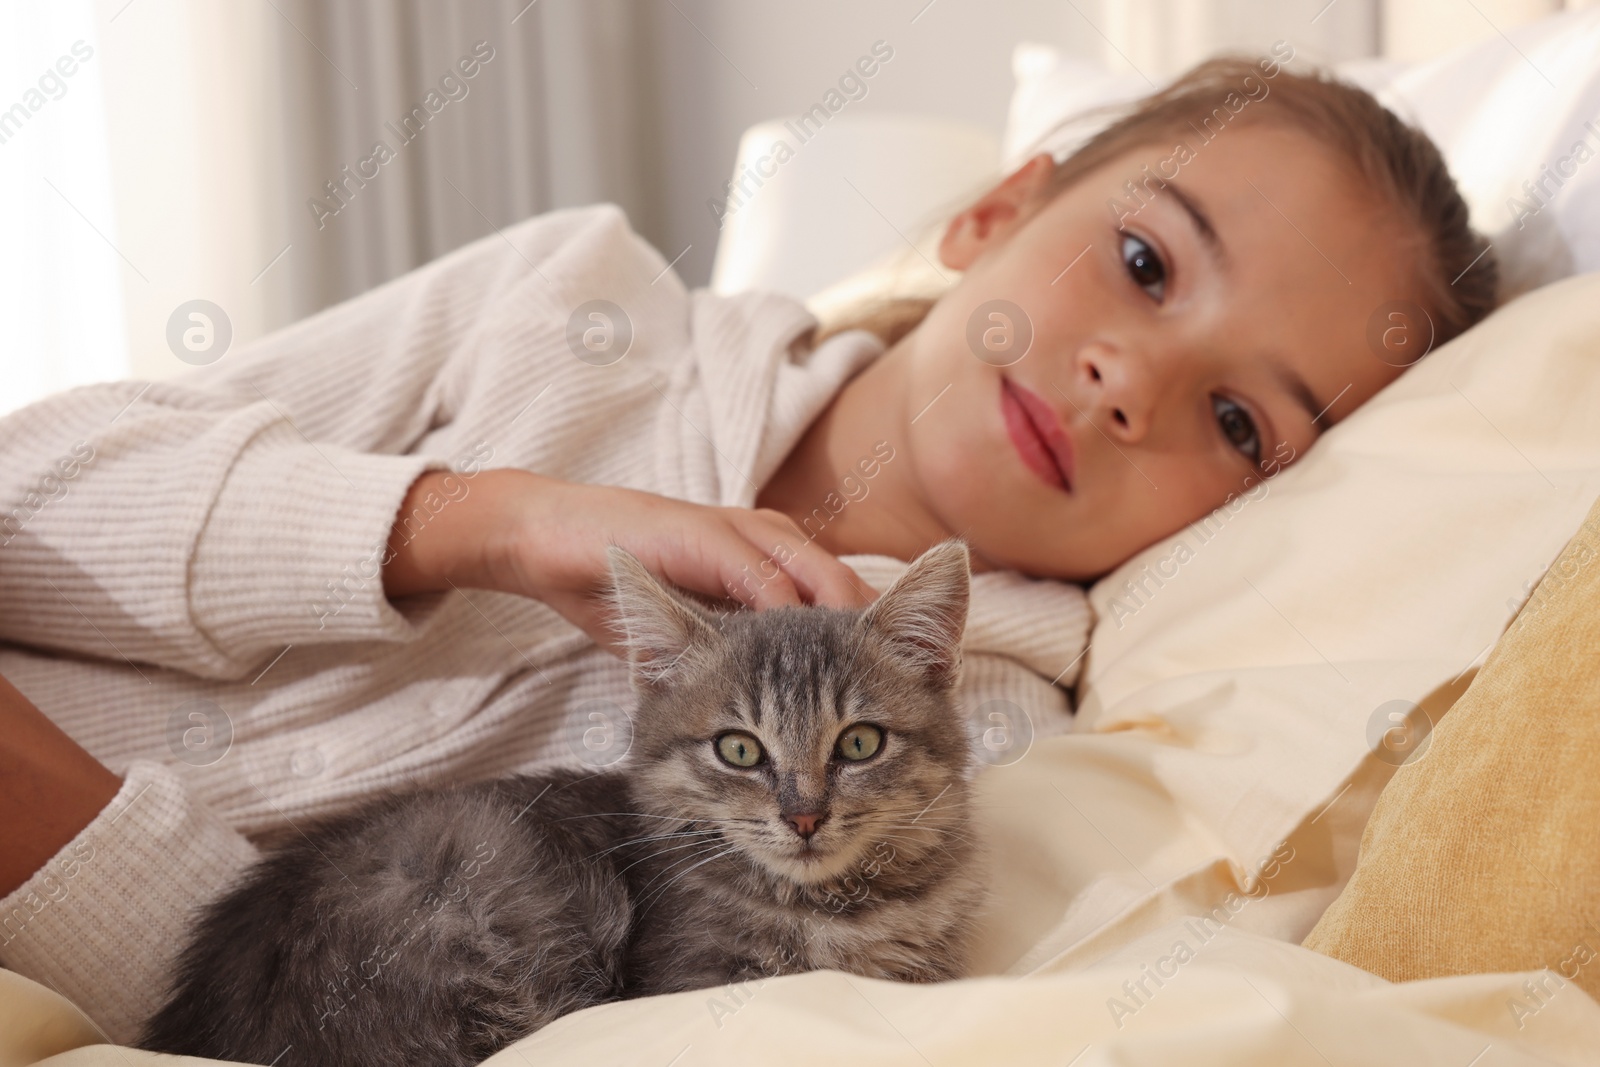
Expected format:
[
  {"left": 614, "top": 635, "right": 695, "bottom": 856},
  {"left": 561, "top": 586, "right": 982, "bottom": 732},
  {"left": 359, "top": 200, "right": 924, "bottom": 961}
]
[
  {"left": 1002, "top": 43, "right": 1148, "bottom": 171},
  {"left": 709, "top": 114, "right": 999, "bottom": 304},
  {"left": 1003, "top": 5, "right": 1600, "bottom": 299},
  {"left": 1377, "top": 6, "right": 1600, "bottom": 298}
]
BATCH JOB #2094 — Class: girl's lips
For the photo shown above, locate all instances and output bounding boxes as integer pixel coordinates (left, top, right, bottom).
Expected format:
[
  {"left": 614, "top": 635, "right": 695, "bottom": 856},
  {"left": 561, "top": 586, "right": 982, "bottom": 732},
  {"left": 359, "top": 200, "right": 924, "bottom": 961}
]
[{"left": 1000, "top": 377, "right": 1075, "bottom": 493}]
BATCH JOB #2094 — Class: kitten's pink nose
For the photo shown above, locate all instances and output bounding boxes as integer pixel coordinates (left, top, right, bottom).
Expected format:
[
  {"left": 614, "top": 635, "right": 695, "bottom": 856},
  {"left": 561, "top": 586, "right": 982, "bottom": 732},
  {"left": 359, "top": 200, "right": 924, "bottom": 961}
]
[{"left": 785, "top": 811, "right": 827, "bottom": 839}]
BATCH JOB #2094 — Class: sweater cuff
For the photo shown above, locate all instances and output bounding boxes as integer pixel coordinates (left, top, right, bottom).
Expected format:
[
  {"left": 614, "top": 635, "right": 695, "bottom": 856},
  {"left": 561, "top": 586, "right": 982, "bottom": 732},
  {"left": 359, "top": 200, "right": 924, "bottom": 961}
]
[
  {"left": 0, "top": 760, "right": 260, "bottom": 1043},
  {"left": 189, "top": 424, "right": 455, "bottom": 660}
]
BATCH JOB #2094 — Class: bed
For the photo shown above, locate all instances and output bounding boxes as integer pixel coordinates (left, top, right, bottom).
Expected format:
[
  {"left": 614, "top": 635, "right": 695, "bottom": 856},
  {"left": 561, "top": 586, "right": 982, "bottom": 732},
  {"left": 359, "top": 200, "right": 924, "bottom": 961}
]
[{"left": 9, "top": 8, "right": 1600, "bottom": 1067}]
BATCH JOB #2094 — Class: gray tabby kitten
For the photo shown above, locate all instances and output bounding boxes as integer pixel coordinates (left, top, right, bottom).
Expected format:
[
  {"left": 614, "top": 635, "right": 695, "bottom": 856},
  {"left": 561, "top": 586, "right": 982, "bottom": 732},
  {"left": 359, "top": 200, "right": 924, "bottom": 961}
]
[{"left": 140, "top": 539, "right": 983, "bottom": 1067}]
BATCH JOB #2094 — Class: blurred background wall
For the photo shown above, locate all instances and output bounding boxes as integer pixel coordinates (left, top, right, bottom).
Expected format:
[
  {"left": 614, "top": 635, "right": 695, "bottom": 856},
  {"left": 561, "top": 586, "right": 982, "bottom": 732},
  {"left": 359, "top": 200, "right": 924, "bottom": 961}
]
[{"left": 0, "top": 0, "right": 1588, "bottom": 414}]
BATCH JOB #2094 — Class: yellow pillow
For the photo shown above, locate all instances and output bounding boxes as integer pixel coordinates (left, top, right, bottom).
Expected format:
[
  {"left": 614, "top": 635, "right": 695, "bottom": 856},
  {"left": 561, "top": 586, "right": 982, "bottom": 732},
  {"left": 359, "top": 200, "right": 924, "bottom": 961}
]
[{"left": 1304, "top": 492, "right": 1600, "bottom": 1014}]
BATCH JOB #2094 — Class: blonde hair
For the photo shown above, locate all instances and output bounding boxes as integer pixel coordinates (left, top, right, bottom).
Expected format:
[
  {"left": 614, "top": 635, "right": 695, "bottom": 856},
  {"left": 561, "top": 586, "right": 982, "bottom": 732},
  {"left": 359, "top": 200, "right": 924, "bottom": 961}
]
[{"left": 819, "top": 55, "right": 1498, "bottom": 351}]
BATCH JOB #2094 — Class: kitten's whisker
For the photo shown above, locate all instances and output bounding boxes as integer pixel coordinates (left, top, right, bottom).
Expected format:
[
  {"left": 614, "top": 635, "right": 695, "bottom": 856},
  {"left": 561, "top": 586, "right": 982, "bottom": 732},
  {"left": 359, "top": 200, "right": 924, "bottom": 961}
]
[
  {"left": 867, "top": 826, "right": 971, "bottom": 859},
  {"left": 868, "top": 817, "right": 971, "bottom": 845},
  {"left": 635, "top": 846, "right": 742, "bottom": 917},
  {"left": 631, "top": 853, "right": 738, "bottom": 914},
  {"left": 910, "top": 783, "right": 954, "bottom": 822},
  {"left": 876, "top": 824, "right": 974, "bottom": 851},
  {"left": 602, "top": 827, "right": 720, "bottom": 847},
  {"left": 869, "top": 796, "right": 961, "bottom": 817},
  {"left": 631, "top": 840, "right": 736, "bottom": 895},
  {"left": 587, "top": 829, "right": 723, "bottom": 861},
  {"left": 875, "top": 818, "right": 969, "bottom": 837},
  {"left": 556, "top": 811, "right": 705, "bottom": 822},
  {"left": 863, "top": 833, "right": 939, "bottom": 858},
  {"left": 631, "top": 842, "right": 728, "bottom": 887},
  {"left": 613, "top": 835, "right": 731, "bottom": 877}
]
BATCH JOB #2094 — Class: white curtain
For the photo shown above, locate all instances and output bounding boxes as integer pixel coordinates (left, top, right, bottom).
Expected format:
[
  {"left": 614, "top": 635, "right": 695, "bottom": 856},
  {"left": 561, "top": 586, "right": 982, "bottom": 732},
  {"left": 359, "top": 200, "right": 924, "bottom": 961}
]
[
  {"left": 84, "top": 0, "right": 661, "bottom": 382},
  {"left": 267, "top": 0, "right": 663, "bottom": 323},
  {"left": 1100, "top": 0, "right": 1381, "bottom": 82},
  {"left": 1382, "top": 0, "right": 1578, "bottom": 62},
  {"left": 0, "top": 0, "right": 126, "bottom": 417},
  {"left": 1099, "top": 0, "right": 1596, "bottom": 78}
]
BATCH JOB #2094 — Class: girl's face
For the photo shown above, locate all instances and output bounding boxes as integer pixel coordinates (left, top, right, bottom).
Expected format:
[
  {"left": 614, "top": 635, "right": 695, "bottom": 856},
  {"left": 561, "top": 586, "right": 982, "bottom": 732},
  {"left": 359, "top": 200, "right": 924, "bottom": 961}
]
[{"left": 902, "top": 124, "right": 1425, "bottom": 580}]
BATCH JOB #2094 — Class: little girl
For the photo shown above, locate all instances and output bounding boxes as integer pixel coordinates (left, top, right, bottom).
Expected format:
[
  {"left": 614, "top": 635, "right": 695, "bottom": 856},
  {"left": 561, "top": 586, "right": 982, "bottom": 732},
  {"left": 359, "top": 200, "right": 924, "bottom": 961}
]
[{"left": 0, "top": 56, "right": 1495, "bottom": 1041}]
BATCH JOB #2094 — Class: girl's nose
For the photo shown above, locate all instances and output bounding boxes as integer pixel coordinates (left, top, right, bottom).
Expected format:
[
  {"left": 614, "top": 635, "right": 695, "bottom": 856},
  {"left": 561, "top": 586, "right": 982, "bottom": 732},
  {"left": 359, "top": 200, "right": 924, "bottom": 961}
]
[{"left": 1077, "top": 342, "right": 1153, "bottom": 443}]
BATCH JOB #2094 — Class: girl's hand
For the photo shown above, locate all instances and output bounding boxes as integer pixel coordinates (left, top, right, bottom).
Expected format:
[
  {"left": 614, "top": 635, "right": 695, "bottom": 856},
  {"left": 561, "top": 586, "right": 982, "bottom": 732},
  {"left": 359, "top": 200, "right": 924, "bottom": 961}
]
[
  {"left": 383, "top": 469, "right": 875, "bottom": 655},
  {"left": 0, "top": 672, "right": 121, "bottom": 897}
]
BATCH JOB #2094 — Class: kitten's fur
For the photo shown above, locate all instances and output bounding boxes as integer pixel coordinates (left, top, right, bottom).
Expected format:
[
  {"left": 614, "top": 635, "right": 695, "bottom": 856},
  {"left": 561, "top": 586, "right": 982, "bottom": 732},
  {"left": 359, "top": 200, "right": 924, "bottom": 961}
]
[{"left": 140, "top": 540, "right": 983, "bottom": 1067}]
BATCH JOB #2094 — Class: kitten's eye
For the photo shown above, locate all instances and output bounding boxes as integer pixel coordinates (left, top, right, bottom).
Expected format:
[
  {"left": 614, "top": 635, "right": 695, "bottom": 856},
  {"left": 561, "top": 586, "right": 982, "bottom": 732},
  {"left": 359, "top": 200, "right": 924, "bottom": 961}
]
[
  {"left": 1212, "top": 394, "right": 1262, "bottom": 465},
  {"left": 715, "top": 732, "right": 764, "bottom": 768},
  {"left": 1121, "top": 233, "right": 1166, "bottom": 302},
  {"left": 836, "top": 724, "right": 883, "bottom": 762}
]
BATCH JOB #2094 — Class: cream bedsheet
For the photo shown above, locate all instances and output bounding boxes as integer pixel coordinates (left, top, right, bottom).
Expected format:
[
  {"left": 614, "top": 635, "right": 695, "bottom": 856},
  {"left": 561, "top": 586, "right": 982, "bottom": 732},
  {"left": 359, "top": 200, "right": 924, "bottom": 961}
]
[{"left": 5, "top": 729, "right": 1599, "bottom": 1066}]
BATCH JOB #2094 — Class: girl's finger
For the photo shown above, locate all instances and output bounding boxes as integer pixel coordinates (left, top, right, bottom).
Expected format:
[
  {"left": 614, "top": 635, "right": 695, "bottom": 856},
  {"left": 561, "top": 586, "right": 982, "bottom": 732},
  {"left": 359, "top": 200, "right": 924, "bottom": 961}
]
[
  {"left": 740, "top": 512, "right": 877, "bottom": 610},
  {"left": 780, "top": 542, "right": 876, "bottom": 609},
  {"left": 647, "top": 525, "right": 805, "bottom": 613}
]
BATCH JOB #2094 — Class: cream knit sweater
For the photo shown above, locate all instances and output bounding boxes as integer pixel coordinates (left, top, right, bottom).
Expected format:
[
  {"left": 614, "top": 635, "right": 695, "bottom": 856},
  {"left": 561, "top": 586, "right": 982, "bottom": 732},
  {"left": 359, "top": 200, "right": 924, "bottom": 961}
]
[{"left": 0, "top": 204, "right": 1091, "bottom": 1041}]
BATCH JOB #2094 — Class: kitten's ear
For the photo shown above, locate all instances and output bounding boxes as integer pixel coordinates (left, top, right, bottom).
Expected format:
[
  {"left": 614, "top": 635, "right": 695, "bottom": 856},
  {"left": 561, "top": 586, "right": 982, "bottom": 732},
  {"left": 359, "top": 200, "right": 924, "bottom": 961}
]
[
  {"left": 605, "top": 546, "right": 722, "bottom": 688},
  {"left": 858, "top": 539, "right": 971, "bottom": 688}
]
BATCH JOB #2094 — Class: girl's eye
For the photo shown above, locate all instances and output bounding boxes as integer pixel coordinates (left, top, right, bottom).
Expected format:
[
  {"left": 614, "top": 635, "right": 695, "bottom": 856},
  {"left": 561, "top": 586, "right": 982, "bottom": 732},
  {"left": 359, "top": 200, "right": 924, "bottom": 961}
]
[
  {"left": 715, "top": 732, "right": 764, "bottom": 768},
  {"left": 1212, "top": 395, "right": 1262, "bottom": 466},
  {"left": 836, "top": 724, "right": 883, "bottom": 762},
  {"left": 1121, "top": 233, "right": 1166, "bottom": 301}
]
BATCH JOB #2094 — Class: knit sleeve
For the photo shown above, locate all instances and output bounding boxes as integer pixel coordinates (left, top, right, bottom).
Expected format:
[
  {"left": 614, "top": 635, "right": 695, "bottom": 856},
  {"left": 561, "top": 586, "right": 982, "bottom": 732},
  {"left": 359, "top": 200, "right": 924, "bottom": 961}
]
[
  {"left": 0, "top": 204, "right": 624, "bottom": 681},
  {"left": 0, "top": 760, "right": 260, "bottom": 1043}
]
